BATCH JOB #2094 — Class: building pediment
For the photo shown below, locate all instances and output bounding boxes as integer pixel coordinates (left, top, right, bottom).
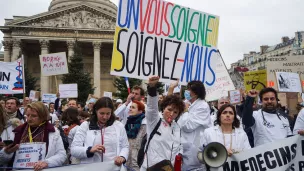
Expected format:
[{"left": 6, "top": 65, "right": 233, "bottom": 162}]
[{"left": 5, "top": 3, "right": 116, "bottom": 30}]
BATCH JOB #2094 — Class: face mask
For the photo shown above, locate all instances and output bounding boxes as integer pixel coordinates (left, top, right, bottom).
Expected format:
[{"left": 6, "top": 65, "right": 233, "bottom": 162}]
[{"left": 184, "top": 90, "right": 192, "bottom": 101}]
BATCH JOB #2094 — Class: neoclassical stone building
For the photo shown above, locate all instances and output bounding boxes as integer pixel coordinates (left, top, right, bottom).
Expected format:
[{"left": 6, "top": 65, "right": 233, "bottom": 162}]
[{"left": 0, "top": 0, "right": 117, "bottom": 97}]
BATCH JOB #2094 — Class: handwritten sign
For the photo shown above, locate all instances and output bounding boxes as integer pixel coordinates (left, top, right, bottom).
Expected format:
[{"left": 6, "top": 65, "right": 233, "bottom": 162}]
[
  {"left": 267, "top": 55, "right": 304, "bottom": 92},
  {"left": 243, "top": 70, "right": 267, "bottom": 91},
  {"left": 229, "top": 90, "right": 241, "bottom": 104},
  {"left": 13, "top": 142, "right": 46, "bottom": 169},
  {"left": 103, "top": 91, "right": 113, "bottom": 99},
  {"left": 205, "top": 53, "right": 235, "bottom": 101},
  {"left": 0, "top": 58, "right": 24, "bottom": 94},
  {"left": 59, "top": 84, "right": 78, "bottom": 98},
  {"left": 39, "top": 52, "right": 68, "bottom": 76},
  {"left": 29, "top": 90, "right": 39, "bottom": 102},
  {"left": 275, "top": 72, "right": 302, "bottom": 93},
  {"left": 42, "top": 93, "right": 57, "bottom": 103},
  {"left": 111, "top": 0, "right": 220, "bottom": 87}
]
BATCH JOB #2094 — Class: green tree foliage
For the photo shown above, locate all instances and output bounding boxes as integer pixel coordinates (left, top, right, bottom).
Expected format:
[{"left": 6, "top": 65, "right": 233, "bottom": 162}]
[
  {"left": 24, "top": 67, "right": 38, "bottom": 97},
  {"left": 61, "top": 43, "right": 94, "bottom": 103}
]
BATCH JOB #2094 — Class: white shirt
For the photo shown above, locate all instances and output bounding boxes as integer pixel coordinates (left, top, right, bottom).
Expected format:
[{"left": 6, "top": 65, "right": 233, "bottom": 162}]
[
  {"left": 293, "top": 108, "right": 304, "bottom": 135},
  {"left": 50, "top": 113, "right": 58, "bottom": 124},
  {"left": 251, "top": 109, "right": 292, "bottom": 146}
]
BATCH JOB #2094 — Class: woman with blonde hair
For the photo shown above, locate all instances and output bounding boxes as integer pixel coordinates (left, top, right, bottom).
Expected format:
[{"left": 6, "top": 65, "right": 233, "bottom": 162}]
[{"left": 0, "top": 101, "right": 66, "bottom": 171}]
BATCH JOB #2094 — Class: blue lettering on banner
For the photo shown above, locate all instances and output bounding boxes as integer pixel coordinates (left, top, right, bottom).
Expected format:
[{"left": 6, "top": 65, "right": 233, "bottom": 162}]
[{"left": 0, "top": 84, "right": 9, "bottom": 90}]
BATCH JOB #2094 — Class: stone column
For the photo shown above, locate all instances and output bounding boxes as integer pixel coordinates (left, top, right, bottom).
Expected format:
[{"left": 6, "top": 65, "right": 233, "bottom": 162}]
[
  {"left": 2, "top": 40, "right": 12, "bottom": 62},
  {"left": 93, "top": 41, "right": 102, "bottom": 97},
  {"left": 67, "top": 40, "right": 75, "bottom": 61},
  {"left": 40, "top": 40, "right": 50, "bottom": 94},
  {"left": 11, "top": 39, "right": 21, "bottom": 62}
]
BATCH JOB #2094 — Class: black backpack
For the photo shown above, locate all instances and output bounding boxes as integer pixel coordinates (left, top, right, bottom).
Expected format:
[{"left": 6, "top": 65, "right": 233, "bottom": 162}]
[{"left": 137, "top": 119, "right": 162, "bottom": 167}]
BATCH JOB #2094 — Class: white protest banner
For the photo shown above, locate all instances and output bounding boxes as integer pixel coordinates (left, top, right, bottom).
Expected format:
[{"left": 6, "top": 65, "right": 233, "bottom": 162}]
[
  {"left": 0, "top": 58, "right": 24, "bottom": 94},
  {"left": 59, "top": 84, "right": 78, "bottom": 98},
  {"left": 21, "top": 161, "right": 126, "bottom": 171},
  {"left": 104, "top": 91, "right": 113, "bottom": 99},
  {"left": 205, "top": 53, "right": 235, "bottom": 101},
  {"left": 39, "top": 52, "right": 68, "bottom": 76},
  {"left": 13, "top": 142, "right": 46, "bottom": 169},
  {"left": 29, "top": 90, "right": 39, "bottom": 102},
  {"left": 229, "top": 90, "right": 241, "bottom": 104},
  {"left": 210, "top": 135, "right": 304, "bottom": 171},
  {"left": 111, "top": 0, "right": 220, "bottom": 89},
  {"left": 267, "top": 55, "right": 304, "bottom": 92},
  {"left": 276, "top": 72, "right": 302, "bottom": 93},
  {"left": 42, "top": 94, "right": 57, "bottom": 103}
]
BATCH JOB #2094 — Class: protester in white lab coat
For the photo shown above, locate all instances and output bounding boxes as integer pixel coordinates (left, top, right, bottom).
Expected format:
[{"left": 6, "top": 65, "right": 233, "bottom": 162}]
[
  {"left": 114, "top": 86, "right": 145, "bottom": 125},
  {"left": 242, "top": 88, "right": 292, "bottom": 147},
  {"left": 176, "top": 80, "right": 212, "bottom": 170},
  {"left": 211, "top": 97, "right": 230, "bottom": 125},
  {"left": 0, "top": 102, "right": 66, "bottom": 170},
  {"left": 200, "top": 104, "right": 251, "bottom": 159},
  {"left": 140, "top": 76, "right": 184, "bottom": 171},
  {"left": 293, "top": 108, "right": 304, "bottom": 135},
  {"left": 71, "top": 97, "right": 129, "bottom": 166}
]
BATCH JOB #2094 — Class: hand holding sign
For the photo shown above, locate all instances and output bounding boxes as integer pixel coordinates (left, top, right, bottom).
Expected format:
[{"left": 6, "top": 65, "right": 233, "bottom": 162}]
[
  {"left": 148, "top": 76, "right": 160, "bottom": 87},
  {"left": 33, "top": 161, "right": 48, "bottom": 171},
  {"left": 4, "top": 143, "right": 19, "bottom": 154}
]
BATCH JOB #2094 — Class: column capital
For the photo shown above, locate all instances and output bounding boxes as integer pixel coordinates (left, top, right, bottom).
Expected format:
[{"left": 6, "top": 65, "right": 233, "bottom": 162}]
[
  {"left": 39, "top": 39, "right": 50, "bottom": 49},
  {"left": 67, "top": 40, "right": 76, "bottom": 49},
  {"left": 93, "top": 41, "right": 102, "bottom": 50},
  {"left": 2, "top": 40, "right": 12, "bottom": 50},
  {"left": 12, "top": 39, "right": 21, "bottom": 48}
]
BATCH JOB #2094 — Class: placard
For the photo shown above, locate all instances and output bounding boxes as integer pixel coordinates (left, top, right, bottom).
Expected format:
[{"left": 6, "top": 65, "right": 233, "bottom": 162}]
[
  {"left": 0, "top": 58, "right": 24, "bottom": 94},
  {"left": 267, "top": 55, "right": 304, "bottom": 92},
  {"left": 103, "top": 91, "right": 113, "bottom": 99},
  {"left": 276, "top": 72, "right": 302, "bottom": 93},
  {"left": 39, "top": 52, "right": 68, "bottom": 76},
  {"left": 243, "top": 70, "right": 267, "bottom": 91},
  {"left": 59, "top": 84, "right": 78, "bottom": 98},
  {"left": 13, "top": 142, "right": 46, "bottom": 169},
  {"left": 111, "top": 0, "right": 220, "bottom": 88},
  {"left": 228, "top": 90, "right": 241, "bottom": 104},
  {"left": 29, "top": 90, "right": 39, "bottom": 102},
  {"left": 42, "top": 93, "right": 57, "bottom": 103}
]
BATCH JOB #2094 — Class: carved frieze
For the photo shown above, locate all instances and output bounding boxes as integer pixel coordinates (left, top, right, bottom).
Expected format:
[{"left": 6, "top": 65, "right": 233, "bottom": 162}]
[{"left": 31, "top": 11, "right": 115, "bottom": 30}]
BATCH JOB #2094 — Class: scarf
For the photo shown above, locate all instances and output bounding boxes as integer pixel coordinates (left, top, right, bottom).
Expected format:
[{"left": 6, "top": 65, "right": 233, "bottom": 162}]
[
  {"left": 64, "top": 124, "right": 78, "bottom": 136},
  {"left": 20, "top": 123, "right": 46, "bottom": 143},
  {"left": 125, "top": 113, "right": 145, "bottom": 139},
  {"left": 6, "top": 111, "right": 17, "bottom": 120}
]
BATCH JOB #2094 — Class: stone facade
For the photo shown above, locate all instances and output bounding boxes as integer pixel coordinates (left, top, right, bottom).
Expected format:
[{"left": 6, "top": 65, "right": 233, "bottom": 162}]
[{"left": 0, "top": 0, "right": 118, "bottom": 97}]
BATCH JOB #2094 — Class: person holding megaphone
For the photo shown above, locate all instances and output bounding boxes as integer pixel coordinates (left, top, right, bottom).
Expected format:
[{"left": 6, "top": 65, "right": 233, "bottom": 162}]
[{"left": 198, "top": 104, "right": 251, "bottom": 169}]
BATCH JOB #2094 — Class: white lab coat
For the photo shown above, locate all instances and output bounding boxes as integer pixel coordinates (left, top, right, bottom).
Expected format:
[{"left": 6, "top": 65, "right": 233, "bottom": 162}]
[
  {"left": 178, "top": 99, "right": 212, "bottom": 170},
  {"left": 71, "top": 121, "right": 129, "bottom": 164},
  {"left": 293, "top": 108, "right": 304, "bottom": 135},
  {"left": 200, "top": 125, "right": 251, "bottom": 152},
  {"left": 140, "top": 95, "right": 182, "bottom": 171},
  {"left": 0, "top": 128, "right": 67, "bottom": 167},
  {"left": 1, "top": 125, "right": 15, "bottom": 141}
]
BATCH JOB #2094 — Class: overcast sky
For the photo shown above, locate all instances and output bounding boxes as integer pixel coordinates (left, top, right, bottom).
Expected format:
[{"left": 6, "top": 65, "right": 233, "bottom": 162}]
[{"left": 1, "top": 0, "right": 304, "bottom": 68}]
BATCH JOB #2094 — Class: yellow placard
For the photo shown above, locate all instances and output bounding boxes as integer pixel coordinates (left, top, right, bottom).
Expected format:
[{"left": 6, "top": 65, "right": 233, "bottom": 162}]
[{"left": 243, "top": 70, "right": 267, "bottom": 91}]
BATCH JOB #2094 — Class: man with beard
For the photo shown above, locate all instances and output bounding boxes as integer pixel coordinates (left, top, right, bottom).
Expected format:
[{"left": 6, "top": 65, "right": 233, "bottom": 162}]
[{"left": 242, "top": 88, "right": 292, "bottom": 147}]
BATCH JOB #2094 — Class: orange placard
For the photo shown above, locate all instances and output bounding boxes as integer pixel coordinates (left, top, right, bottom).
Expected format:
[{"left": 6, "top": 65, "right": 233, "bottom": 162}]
[{"left": 268, "top": 81, "right": 275, "bottom": 87}]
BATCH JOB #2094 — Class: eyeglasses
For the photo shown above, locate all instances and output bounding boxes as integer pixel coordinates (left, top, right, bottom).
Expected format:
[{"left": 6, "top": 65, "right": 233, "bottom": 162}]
[{"left": 263, "top": 97, "right": 276, "bottom": 101}]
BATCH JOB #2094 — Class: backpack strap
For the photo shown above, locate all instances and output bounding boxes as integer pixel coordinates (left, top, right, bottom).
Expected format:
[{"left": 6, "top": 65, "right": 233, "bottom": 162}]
[{"left": 144, "top": 118, "right": 162, "bottom": 153}]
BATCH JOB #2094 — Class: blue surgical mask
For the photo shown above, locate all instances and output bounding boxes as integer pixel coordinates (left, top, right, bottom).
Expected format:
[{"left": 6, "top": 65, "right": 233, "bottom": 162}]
[{"left": 184, "top": 90, "right": 192, "bottom": 101}]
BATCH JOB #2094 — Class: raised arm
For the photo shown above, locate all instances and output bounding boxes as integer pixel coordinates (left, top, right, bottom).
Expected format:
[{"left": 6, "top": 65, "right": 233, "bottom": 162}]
[{"left": 242, "top": 90, "right": 257, "bottom": 128}]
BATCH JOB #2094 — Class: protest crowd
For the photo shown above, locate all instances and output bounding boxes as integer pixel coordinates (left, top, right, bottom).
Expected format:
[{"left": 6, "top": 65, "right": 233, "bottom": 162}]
[{"left": 0, "top": 75, "right": 304, "bottom": 171}]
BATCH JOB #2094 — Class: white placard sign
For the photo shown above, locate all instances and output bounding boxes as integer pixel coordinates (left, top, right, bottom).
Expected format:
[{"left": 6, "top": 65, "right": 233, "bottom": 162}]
[
  {"left": 103, "top": 91, "right": 113, "bottom": 99},
  {"left": 29, "top": 90, "right": 39, "bottom": 102},
  {"left": 39, "top": 52, "right": 68, "bottom": 76},
  {"left": 13, "top": 142, "right": 46, "bottom": 169},
  {"left": 276, "top": 72, "right": 302, "bottom": 93},
  {"left": 59, "top": 84, "right": 78, "bottom": 98},
  {"left": 229, "top": 90, "right": 241, "bottom": 104},
  {"left": 42, "top": 94, "right": 57, "bottom": 103}
]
